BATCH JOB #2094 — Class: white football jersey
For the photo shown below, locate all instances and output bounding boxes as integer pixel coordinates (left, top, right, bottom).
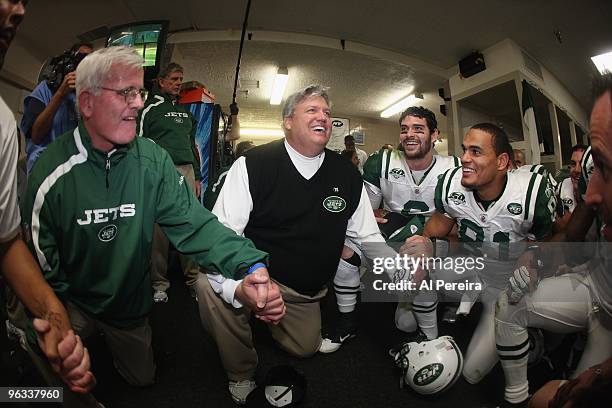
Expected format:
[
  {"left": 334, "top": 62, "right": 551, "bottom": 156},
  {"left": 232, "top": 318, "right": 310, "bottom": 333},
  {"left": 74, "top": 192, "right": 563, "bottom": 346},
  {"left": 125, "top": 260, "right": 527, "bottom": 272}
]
[
  {"left": 512, "top": 163, "right": 558, "bottom": 190},
  {"left": 435, "top": 168, "right": 555, "bottom": 287},
  {"left": 363, "top": 149, "right": 459, "bottom": 216},
  {"left": 578, "top": 146, "right": 594, "bottom": 200},
  {"left": 557, "top": 177, "right": 577, "bottom": 214}
]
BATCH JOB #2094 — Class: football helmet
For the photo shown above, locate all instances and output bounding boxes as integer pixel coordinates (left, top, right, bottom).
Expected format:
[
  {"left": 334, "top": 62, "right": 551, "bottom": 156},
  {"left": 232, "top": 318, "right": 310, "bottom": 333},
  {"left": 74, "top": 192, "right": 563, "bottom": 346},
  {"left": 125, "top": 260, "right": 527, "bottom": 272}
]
[{"left": 394, "top": 336, "right": 463, "bottom": 395}]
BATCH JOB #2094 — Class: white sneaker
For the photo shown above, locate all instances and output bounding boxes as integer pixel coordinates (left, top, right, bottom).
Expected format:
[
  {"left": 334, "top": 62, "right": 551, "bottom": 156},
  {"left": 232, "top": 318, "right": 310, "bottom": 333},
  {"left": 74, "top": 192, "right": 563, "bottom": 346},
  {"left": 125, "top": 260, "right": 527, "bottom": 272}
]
[
  {"left": 228, "top": 380, "right": 256, "bottom": 404},
  {"left": 153, "top": 290, "right": 168, "bottom": 303}
]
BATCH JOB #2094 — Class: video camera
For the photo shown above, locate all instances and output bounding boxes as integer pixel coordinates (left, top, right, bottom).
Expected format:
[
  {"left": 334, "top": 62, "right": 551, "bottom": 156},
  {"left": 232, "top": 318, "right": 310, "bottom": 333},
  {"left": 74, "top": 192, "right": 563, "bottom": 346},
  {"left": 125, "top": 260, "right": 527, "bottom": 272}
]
[{"left": 38, "top": 50, "right": 88, "bottom": 91}]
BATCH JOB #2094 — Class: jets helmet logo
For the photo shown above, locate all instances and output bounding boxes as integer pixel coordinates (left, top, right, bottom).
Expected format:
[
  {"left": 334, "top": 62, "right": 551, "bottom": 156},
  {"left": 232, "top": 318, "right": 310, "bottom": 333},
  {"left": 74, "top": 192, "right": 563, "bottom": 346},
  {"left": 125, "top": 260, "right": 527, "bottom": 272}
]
[
  {"left": 323, "top": 196, "right": 347, "bottom": 213},
  {"left": 413, "top": 363, "right": 444, "bottom": 386},
  {"left": 449, "top": 192, "right": 465, "bottom": 205},
  {"left": 507, "top": 202, "right": 523, "bottom": 215},
  {"left": 389, "top": 168, "right": 405, "bottom": 179}
]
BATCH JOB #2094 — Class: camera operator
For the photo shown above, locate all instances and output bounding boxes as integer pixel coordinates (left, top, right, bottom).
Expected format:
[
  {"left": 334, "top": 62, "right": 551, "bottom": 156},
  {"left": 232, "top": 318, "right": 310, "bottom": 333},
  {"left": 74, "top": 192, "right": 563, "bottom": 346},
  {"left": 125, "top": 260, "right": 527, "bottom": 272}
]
[{"left": 21, "top": 42, "right": 92, "bottom": 174}]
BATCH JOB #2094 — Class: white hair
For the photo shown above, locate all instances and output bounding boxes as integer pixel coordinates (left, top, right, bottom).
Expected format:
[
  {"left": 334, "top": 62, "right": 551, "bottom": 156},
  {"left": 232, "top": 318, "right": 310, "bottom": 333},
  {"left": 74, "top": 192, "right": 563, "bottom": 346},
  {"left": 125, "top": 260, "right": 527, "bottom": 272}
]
[{"left": 76, "top": 46, "right": 143, "bottom": 101}]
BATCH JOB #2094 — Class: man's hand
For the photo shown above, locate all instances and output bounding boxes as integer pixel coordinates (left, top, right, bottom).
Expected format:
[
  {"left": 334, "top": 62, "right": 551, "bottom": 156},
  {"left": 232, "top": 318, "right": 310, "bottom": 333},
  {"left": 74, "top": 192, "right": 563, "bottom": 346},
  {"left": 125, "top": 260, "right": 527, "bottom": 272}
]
[
  {"left": 400, "top": 235, "right": 433, "bottom": 259},
  {"left": 549, "top": 360, "right": 611, "bottom": 408},
  {"left": 253, "top": 281, "right": 285, "bottom": 325},
  {"left": 235, "top": 267, "right": 286, "bottom": 324},
  {"left": 373, "top": 208, "right": 389, "bottom": 224},
  {"left": 506, "top": 249, "right": 541, "bottom": 304},
  {"left": 194, "top": 182, "right": 201, "bottom": 199},
  {"left": 33, "top": 318, "right": 96, "bottom": 393},
  {"left": 57, "top": 72, "right": 77, "bottom": 98}
]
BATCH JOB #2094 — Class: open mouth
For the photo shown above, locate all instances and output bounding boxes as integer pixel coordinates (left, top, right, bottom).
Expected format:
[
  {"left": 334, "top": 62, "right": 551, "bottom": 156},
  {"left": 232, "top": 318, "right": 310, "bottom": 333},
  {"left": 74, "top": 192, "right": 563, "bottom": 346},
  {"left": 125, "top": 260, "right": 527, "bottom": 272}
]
[{"left": 311, "top": 125, "right": 326, "bottom": 134}]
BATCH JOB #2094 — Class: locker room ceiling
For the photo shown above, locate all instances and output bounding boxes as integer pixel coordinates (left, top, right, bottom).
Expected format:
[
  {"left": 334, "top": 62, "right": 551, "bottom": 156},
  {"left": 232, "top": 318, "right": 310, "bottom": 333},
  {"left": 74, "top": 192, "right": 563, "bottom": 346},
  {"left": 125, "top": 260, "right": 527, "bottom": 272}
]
[{"left": 15, "top": 0, "right": 612, "bottom": 129}]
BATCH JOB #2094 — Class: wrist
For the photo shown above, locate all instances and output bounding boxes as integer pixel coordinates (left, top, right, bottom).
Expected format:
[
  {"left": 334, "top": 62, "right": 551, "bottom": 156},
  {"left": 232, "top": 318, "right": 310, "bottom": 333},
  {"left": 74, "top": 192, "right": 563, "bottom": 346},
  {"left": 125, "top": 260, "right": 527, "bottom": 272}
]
[{"left": 247, "top": 262, "right": 266, "bottom": 274}]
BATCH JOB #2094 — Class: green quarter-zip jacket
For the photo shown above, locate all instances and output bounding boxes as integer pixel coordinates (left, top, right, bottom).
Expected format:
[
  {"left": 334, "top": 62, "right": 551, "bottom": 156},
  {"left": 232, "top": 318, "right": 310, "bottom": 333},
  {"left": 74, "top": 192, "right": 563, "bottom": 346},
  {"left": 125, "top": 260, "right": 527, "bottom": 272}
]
[
  {"left": 137, "top": 91, "right": 201, "bottom": 180},
  {"left": 22, "top": 121, "right": 267, "bottom": 328}
]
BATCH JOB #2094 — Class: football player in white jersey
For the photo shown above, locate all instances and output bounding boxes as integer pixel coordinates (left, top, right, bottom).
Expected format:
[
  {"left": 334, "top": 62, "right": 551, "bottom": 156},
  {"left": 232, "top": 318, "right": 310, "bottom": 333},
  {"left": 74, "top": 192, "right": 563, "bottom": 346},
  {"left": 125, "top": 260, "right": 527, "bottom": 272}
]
[
  {"left": 400, "top": 123, "right": 555, "bottom": 385},
  {"left": 319, "top": 107, "right": 459, "bottom": 353},
  {"left": 495, "top": 73, "right": 612, "bottom": 406},
  {"left": 555, "top": 144, "right": 586, "bottom": 231}
]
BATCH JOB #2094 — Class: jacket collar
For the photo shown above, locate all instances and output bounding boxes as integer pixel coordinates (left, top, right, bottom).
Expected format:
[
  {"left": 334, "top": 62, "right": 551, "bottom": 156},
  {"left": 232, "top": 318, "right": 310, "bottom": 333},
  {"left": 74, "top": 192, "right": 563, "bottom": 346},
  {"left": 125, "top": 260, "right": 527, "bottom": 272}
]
[
  {"left": 76, "top": 120, "right": 132, "bottom": 166},
  {"left": 149, "top": 90, "right": 176, "bottom": 104}
]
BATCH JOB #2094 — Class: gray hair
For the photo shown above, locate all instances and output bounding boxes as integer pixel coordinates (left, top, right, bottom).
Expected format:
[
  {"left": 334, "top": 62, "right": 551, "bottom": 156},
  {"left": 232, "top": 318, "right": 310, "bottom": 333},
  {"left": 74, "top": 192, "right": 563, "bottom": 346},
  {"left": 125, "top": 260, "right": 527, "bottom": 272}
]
[
  {"left": 158, "top": 62, "right": 184, "bottom": 79},
  {"left": 281, "top": 84, "right": 332, "bottom": 120},
  {"left": 76, "top": 46, "right": 143, "bottom": 100}
]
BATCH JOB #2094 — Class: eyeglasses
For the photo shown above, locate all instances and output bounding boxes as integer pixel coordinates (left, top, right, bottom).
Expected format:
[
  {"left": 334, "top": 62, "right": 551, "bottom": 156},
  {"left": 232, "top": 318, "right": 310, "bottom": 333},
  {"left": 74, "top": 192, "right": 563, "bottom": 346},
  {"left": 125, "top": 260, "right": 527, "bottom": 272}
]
[{"left": 99, "top": 87, "right": 146, "bottom": 104}]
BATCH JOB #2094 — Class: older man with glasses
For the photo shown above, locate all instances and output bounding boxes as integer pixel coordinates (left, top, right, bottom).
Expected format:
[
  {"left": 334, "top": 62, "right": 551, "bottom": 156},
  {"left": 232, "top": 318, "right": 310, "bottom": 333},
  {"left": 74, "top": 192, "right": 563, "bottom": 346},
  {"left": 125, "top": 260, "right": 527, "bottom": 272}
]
[{"left": 21, "top": 46, "right": 282, "bottom": 407}]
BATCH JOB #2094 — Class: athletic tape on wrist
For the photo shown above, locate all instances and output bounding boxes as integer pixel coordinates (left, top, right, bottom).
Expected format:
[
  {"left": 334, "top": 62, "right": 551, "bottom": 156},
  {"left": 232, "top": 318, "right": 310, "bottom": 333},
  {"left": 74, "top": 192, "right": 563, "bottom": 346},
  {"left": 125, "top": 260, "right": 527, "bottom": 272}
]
[{"left": 247, "top": 262, "right": 266, "bottom": 274}]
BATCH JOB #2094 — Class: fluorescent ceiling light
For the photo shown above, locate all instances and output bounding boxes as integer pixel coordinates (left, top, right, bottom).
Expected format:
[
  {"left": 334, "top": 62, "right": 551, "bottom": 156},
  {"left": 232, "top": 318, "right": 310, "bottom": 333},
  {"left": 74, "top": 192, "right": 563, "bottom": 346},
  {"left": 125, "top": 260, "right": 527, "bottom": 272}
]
[
  {"left": 240, "top": 128, "right": 285, "bottom": 137},
  {"left": 270, "top": 67, "right": 289, "bottom": 105},
  {"left": 380, "top": 93, "right": 424, "bottom": 118},
  {"left": 591, "top": 51, "right": 612, "bottom": 74}
]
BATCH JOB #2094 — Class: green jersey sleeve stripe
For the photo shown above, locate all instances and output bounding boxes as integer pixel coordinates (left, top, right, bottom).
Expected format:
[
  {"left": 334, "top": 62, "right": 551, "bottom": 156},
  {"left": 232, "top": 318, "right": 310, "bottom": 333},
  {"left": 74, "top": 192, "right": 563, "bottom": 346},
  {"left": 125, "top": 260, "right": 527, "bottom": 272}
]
[
  {"left": 434, "top": 169, "right": 448, "bottom": 212},
  {"left": 362, "top": 150, "right": 383, "bottom": 188},
  {"left": 453, "top": 156, "right": 460, "bottom": 166},
  {"left": 444, "top": 166, "right": 462, "bottom": 205},
  {"left": 524, "top": 173, "right": 538, "bottom": 220},
  {"left": 383, "top": 150, "right": 392, "bottom": 180}
]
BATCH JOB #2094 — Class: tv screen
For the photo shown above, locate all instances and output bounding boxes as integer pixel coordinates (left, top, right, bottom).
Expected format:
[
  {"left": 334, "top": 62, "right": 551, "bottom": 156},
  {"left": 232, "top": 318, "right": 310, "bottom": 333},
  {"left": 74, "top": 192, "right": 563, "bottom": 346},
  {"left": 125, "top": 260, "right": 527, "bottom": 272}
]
[{"left": 107, "top": 21, "right": 168, "bottom": 68}]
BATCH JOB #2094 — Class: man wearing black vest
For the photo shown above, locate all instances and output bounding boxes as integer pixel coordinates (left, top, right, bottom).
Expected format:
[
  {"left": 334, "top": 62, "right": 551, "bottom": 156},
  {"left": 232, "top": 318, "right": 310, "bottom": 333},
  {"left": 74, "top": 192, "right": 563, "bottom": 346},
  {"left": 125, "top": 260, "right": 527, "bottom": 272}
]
[{"left": 196, "top": 85, "right": 395, "bottom": 404}]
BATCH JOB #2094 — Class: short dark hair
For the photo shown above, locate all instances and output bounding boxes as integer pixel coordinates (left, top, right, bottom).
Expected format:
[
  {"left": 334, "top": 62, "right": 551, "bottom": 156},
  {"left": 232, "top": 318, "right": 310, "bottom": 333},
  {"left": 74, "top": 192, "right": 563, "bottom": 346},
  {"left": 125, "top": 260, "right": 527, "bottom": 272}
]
[
  {"left": 235, "top": 140, "right": 255, "bottom": 157},
  {"left": 159, "top": 62, "right": 183, "bottom": 79},
  {"left": 592, "top": 71, "right": 612, "bottom": 103},
  {"left": 344, "top": 135, "right": 355, "bottom": 142},
  {"left": 399, "top": 106, "right": 437, "bottom": 132},
  {"left": 470, "top": 123, "right": 512, "bottom": 157},
  {"left": 571, "top": 144, "right": 587, "bottom": 155}
]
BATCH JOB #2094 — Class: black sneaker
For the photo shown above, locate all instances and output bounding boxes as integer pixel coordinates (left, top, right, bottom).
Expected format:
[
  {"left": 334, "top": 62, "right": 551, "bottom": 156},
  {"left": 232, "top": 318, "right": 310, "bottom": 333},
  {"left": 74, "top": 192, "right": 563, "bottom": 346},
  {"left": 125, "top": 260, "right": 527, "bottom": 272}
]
[{"left": 318, "top": 312, "right": 357, "bottom": 354}]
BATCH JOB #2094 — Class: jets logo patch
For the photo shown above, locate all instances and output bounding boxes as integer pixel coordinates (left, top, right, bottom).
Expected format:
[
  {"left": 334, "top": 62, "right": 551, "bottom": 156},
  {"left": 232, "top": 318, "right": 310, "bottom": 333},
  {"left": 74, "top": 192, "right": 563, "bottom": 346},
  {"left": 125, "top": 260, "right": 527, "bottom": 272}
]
[
  {"left": 449, "top": 192, "right": 465, "bottom": 205},
  {"left": 507, "top": 202, "right": 523, "bottom": 215},
  {"left": 389, "top": 168, "right": 405, "bottom": 179},
  {"left": 323, "top": 196, "right": 347, "bottom": 213},
  {"left": 98, "top": 224, "right": 118, "bottom": 242}
]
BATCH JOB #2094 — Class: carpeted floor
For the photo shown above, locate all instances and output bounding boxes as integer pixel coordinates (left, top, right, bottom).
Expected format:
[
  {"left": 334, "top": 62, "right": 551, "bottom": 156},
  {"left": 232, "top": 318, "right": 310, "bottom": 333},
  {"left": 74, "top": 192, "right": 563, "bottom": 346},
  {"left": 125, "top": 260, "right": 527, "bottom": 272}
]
[{"left": 2, "top": 255, "right": 575, "bottom": 408}]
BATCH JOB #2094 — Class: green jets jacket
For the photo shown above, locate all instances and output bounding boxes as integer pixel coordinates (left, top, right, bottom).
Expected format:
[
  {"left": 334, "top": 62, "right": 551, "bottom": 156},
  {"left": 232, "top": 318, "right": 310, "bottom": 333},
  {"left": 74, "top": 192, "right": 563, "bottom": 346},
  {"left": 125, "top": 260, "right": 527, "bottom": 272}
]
[
  {"left": 137, "top": 91, "right": 201, "bottom": 180},
  {"left": 22, "top": 121, "right": 267, "bottom": 328}
]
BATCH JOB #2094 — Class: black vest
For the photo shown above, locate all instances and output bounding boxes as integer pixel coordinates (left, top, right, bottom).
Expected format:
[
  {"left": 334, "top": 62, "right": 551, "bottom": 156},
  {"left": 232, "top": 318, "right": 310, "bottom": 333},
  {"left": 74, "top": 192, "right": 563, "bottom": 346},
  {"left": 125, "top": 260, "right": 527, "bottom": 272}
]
[{"left": 244, "top": 140, "right": 362, "bottom": 295}]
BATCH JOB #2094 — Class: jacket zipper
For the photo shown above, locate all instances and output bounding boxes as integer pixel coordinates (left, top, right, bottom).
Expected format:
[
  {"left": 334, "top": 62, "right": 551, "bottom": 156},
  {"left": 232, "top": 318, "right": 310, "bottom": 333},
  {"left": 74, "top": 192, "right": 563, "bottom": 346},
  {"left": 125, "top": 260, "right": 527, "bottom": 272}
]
[{"left": 105, "top": 149, "right": 116, "bottom": 189}]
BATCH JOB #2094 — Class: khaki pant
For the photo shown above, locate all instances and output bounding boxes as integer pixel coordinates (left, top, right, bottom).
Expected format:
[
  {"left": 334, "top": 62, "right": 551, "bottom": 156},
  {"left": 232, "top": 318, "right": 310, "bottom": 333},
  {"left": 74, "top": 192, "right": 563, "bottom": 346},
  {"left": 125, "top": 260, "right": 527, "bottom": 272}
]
[
  {"left": 196, "top": 273, "right": 326, "bottom": 381},
  {"left": 151, "top": 163, "right": 200, "bottom": 292},
  {"left": 24, "top": 301, "right": 155, "bottom": 407}
]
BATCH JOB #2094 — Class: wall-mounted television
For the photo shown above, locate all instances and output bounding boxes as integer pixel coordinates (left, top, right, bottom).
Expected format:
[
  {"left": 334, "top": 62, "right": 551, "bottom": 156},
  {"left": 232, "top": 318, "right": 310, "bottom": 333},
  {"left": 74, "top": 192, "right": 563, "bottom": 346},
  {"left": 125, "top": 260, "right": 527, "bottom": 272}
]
[{"left": 107, "top": 20, "right": 169, "bottom": 87}]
